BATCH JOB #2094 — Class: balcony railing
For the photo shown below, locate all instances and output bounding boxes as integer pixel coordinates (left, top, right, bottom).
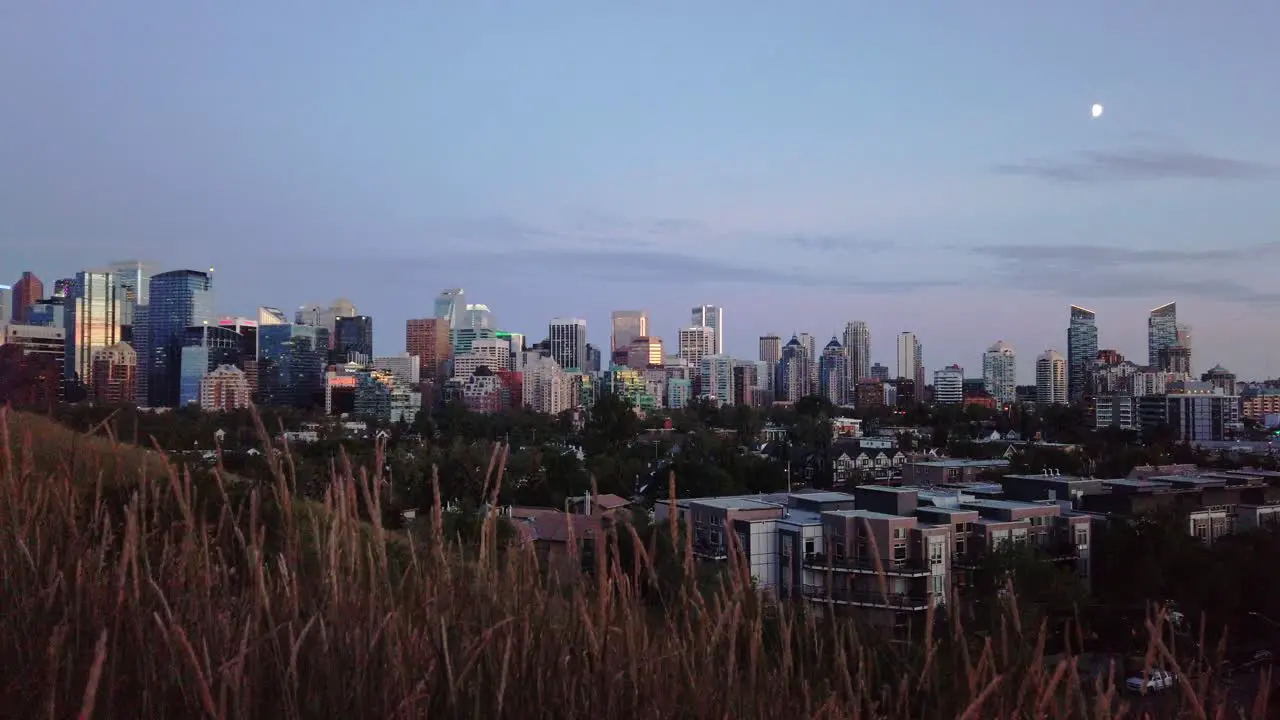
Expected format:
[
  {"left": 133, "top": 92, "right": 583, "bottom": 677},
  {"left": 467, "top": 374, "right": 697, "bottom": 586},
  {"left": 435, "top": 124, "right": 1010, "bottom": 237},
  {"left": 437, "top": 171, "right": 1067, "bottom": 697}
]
[
  {"left": 803, "top": 552, "right": 932, "bottom": 576},
  {"left": 801, "top": 585, "right": 931, "bottom": 610}
]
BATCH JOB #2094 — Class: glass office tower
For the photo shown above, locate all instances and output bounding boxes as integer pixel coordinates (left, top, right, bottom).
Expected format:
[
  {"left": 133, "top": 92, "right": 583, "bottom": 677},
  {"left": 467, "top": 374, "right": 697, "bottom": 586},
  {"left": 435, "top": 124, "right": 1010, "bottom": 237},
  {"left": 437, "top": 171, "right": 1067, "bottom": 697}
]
[
  {"left": 258, "top": 324, "right": 327, "bottom": 408},
  {"left": 1066, "top": 305, "right": 1098, "bottom": 403},
  {"left": 178, "top": 324, "right": 248, "bottom": 405},
  {"left": 333, "top": 315, "right": 373, "bottom": 363},
  {"left": 64, "top": 270, "right": 122, "bottom": 391},
  {"left": 143, "top": 270, "right": 214, "bottom": 407}
]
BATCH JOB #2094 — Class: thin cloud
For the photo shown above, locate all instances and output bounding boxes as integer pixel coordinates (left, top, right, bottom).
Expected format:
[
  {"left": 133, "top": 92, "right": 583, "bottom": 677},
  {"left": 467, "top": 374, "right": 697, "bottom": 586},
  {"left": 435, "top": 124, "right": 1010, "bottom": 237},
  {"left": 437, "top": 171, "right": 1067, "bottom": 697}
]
[
  {"left": 444, "top": 247, "right": 956, "bottom": 292},
  {"left": 1007, "top": 269, "right": 1280, "bottom": 307},
  {"left": 970, "top": 240, "right": 1280, "bottom": 307},
  {"left": 993, "top": 147, "right": 1278, "bottom": 183},
  {"left": 969, "top": 241, "right": 1280, "bottom": 265},
  {"left": 777, "top": 234, "right": 877, "bottom": 252}
]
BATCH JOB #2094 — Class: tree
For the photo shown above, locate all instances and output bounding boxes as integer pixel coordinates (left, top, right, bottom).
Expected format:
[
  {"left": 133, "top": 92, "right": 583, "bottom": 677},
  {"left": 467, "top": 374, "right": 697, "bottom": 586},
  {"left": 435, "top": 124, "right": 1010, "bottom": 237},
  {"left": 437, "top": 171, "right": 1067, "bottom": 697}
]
[{"left": 583, "top": 389, "right": 639, "bottom": 456}]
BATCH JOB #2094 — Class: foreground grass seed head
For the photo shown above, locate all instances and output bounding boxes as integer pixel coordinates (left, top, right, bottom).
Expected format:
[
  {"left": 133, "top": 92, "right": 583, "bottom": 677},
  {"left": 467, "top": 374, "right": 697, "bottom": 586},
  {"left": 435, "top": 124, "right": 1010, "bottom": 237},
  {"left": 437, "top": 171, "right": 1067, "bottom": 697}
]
[{"left": 0, "top": 406, "right": 1267, "bottom": 718}]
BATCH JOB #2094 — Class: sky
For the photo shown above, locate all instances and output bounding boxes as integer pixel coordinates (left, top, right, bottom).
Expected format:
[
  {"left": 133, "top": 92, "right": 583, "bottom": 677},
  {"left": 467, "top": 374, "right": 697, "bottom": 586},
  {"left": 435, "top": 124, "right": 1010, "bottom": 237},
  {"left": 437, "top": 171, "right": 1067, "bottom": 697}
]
[{"left": 2, "top": 2, "right": 1279, "bottom": 383}]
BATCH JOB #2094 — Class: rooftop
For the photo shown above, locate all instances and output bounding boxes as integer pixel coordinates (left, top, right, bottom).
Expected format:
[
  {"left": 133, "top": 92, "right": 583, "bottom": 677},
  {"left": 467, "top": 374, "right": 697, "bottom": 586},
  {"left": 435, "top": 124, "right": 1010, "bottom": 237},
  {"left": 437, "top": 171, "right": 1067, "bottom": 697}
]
[
  {"left": 1147, "top": 474, "right": 1229, "bottom": 487},
  {"left": 909, "top": 459, "right": 1011, "bottom": 468},
  {"left": 826, "top": 509, "right": 910, "bottom": 522},
  {"left": 856, "top": 485, "right": 916, "bottom": 494},
  {"left": 1102, "top": 478, "right": 1174, "bottom": 490},
  {"left": 790, "top": 491, "right": 858, "bottom": 504},
  {"left": 917, "top": 506, "right": 981, "bottom": 516},
  {"left": 963, "top": 499, "right": 1053, "bottom": 512},
  {"left": 1004, "top": 473, "right": 1099, "bottom": 484},
  {"left": 692, "top": 497, "right": 783, "bottom": 512}
]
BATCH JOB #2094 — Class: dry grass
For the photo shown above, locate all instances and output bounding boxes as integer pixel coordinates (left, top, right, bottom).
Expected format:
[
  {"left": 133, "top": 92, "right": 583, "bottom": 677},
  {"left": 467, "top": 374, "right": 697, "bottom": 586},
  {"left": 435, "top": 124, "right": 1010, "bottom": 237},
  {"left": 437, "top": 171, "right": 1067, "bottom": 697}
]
[{"left": 0, "top": 406, "right": 1269, "bottom": 718}]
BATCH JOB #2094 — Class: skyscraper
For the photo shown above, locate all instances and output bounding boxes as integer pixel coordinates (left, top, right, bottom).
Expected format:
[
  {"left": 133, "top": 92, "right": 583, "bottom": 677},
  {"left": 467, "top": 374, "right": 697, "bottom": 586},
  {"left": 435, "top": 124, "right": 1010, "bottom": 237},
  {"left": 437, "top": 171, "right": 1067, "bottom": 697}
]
[
  {"left": 108, "top": 261, "right": 154, "bottom": 341},
  {"left": 896, "top": 332, "right": 922, "bottom": 383},
  {"left": 1035, "top": 350, "right": 1068, "bottom": 405},
  {"left": 141, "top": 269, "right": 214, "bottom": 407},
  {"left": 258, "top": 324, "right": 326, "bottom": 408},
  {"left": 690, "top": 305, "right": 723, "bottom": 355},
  {"left": 296, "top": 298, "right": 357, "bottom": 349},
  {"left": 982, "top": 340, "right": 1017, "bottom": 405},
  {"left": 758, "top": 335, "right": 782, "bottom": 364},
  {"left": 11, "top": 271, "right": 43, "bottom": 323},
  {"left": 1067, "top": 305, "right": 1098, "bottom": 402},
  {"left": 842, "top": 321, "right": 871, "bottom": 387},
  {"left": 333, "top": 315, "right": 374, "bottom": 362},
  {"left": 678, "top": 326, "right": 715, "bottom": 368},
  {"left": 818, "top": 337, "right": 849, "bottom": 405},
  {"left": 548, "top": 318, "right": 587, "bottom": 371},
  {"left": 0, "top": 285, "right": 11, "bottom": 326},
  {"left": 434, "top": 289, "right": 465, "bottom": 326},
  {"left": 933, "top": 364, "right": 964, "bottom": 405},
  {"left": 65, "top": 270, "right": 122, "bottom": 392},
  {"left": 798, "top": 332, "right": 818, "bottom": 390},
  {"left": 777, "top": 336, "right": 811, "bottom": 401},
  {"left": 406, "top": 318, "right": 451, "bottom": 379},
  {"left": 610, "top": 310, "right": 648, "bottom": 353},
  {"left": 1147, "top": 302, "right": 1177, "bottom": 369},
  {"left": 258, "top": 306, "right": 290, "bottom": 326}
]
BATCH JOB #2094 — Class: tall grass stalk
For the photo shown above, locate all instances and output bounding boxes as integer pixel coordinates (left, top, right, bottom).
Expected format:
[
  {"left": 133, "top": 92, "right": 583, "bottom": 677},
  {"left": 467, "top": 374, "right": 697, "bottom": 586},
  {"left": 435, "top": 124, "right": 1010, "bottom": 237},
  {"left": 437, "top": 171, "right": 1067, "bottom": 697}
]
[{"left": 0, "top": 407, "right": 1267, "bottom": 718}]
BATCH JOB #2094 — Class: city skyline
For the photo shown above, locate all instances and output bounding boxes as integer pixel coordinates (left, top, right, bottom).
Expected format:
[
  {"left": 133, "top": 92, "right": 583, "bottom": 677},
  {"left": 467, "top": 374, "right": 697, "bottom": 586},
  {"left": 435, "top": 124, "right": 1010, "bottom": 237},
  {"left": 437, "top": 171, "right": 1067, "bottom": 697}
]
[
  {"left": 4, "top": 264, "right": 1274, "bottom": 385},
  {"left": 3, "top": 4, "right": 1279, "bottom": 380}
]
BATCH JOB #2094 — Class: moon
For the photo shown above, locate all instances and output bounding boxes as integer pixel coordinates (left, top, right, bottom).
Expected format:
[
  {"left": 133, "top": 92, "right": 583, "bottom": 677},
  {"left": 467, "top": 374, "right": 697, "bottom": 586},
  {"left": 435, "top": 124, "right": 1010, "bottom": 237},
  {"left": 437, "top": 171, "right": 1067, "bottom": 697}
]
[{"left": 1091, "top": 103, "right": 1104, "bottom": 118}]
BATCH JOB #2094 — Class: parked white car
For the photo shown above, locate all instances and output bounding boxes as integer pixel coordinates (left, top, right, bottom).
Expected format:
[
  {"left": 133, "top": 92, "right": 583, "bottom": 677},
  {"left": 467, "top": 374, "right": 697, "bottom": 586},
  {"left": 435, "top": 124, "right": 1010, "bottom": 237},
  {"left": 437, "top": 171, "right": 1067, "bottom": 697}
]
[{"left": 1126, "top": 669, "right": 1176, "bottom": 693}]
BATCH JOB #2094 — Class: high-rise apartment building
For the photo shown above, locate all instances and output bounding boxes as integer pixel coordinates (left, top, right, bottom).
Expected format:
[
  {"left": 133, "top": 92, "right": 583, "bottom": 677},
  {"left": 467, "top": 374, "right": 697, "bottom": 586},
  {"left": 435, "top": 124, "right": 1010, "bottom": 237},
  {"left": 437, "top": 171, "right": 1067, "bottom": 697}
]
[
  {"left": 548, "top": 318, "right": 588, "bottom": 371},
  {"left": 982, "top": 340, "right": 1017, "bottom": 405},
  {"left": 797, "top": 333, "right": 819, "bottom": 390},
  {"left": 678, "top": 326, "right": 715, "bottom": 369},
  {"left": 65, "top": 270, "right": 123, "bottom": 392},
  {"left": 1035, "top": 350, "right": 1068, "bottom": 405},
  {"left": 523, "top": 355, "right": 576, "bottom": 415},
  {"left": 405, "top": 318, "right": 451, "bottom": 380},
  {"left": 91, "top": 342, "right": 137, "bottom": 406},
  {"left": 933, "top": 364, "right": 964, "bottom": 405},
  {"left": 140, "top": 269, "right": 214, "bottom": 408},
  {"left": 200, "top": 365, "right": 253, "bottom": 412},
  {"left": 610, "top": 310, "right": 648, "bottom": 353},
  {"left": 11, "top": 272, "right": 43, "bottom": 323},
  {"left": 0, "top": 286, "right": 10, "bottom": 327},
  {"left": 777, "top": 335, "right": 812, "bottom": 401},
  {"left": 896, "top": 332, "right": 922, "bottom": 384},
  {"left": 842, "top": 321, "right": 871, "bottom": 387},
  {"left": 1147, "top": 302, "right": 1177, "bottom": 369},
  {"left": 691, "top": 305, "right": 723, "bottom": 355},
  {"left": 698, "top": 354, "right": 734, "bottom": 403},
  {"left": 1067, "top": 305, "right": 1098, "bottom": 403},
  {"left": 818, "top": 337, "right": 849, "bottom": 405}
]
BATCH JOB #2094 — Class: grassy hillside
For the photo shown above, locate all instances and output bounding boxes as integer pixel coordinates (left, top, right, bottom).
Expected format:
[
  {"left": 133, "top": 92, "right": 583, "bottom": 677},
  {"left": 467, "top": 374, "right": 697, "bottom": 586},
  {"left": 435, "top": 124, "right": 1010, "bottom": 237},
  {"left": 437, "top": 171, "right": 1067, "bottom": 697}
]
[{"left": 0, "top": 406, "right": 1267, "bottom": 718}]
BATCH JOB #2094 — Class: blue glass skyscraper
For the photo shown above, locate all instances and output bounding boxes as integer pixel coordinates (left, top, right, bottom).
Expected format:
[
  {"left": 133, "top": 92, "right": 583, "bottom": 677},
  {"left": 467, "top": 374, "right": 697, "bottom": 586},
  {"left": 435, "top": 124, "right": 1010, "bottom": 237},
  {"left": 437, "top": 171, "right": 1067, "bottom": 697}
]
[
  {"left": 142, "top": 269, "right": 214, "bottom": 407},
  {"left": 258, "top": 324, "right": 327, "bottom": 408}
]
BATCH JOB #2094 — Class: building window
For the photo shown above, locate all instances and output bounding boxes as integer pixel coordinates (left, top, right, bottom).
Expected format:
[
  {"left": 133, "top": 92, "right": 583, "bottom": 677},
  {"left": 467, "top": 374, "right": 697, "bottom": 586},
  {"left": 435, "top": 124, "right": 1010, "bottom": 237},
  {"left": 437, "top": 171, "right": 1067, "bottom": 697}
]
[
  {"left": 893, "top": 544, "right": 907, "bottom": 560},
  {"left": 804, "top": 538, "right": 815, "bottom": 556}
]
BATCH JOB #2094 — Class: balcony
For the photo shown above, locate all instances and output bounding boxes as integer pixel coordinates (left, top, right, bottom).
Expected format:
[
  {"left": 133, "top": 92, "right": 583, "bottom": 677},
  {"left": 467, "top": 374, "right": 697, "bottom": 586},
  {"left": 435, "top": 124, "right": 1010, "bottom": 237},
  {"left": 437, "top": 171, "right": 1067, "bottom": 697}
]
[
  {"left": 802, "top": 585, "right": 931, "bottom": 611},
  {"left": 803, "top": 552, "right": 932, "bottom": 577}
]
